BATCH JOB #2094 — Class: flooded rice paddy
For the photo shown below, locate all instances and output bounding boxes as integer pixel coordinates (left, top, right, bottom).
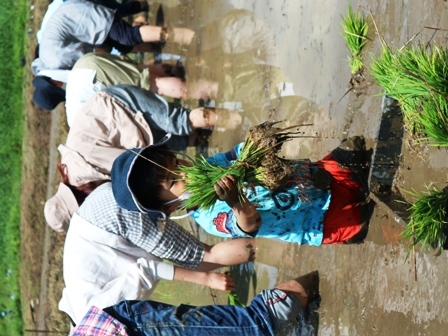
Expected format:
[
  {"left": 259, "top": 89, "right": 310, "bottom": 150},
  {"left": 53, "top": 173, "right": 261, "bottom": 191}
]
[{"left": 150, "top": 0, "right": 448, "bottom": 334}]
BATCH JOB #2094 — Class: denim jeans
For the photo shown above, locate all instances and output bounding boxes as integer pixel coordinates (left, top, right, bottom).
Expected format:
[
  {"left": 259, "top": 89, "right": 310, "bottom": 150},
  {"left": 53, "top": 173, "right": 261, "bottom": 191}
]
[{"left": 103, "top": 289, "right": 302, "bottom": 336}]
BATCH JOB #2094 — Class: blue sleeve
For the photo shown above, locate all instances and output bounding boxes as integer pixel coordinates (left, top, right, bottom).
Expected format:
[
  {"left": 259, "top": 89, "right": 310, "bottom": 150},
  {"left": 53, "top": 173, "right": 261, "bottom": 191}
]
[
  {"left": 191, "top": 202, "right": 255, "bottom": 239},
  {"left": 205, "top": 142, "right": 244, "bottom": 167}
]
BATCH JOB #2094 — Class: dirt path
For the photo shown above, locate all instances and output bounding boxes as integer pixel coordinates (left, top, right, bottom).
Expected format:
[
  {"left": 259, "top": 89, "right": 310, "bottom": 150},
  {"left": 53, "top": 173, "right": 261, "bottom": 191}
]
[{"left": 36, "top": 107, "right": 62, "bottom": 331}]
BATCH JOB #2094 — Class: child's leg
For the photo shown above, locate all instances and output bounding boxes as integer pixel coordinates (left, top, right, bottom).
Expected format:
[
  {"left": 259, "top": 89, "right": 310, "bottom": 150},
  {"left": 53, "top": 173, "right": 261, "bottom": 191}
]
[
  {"left": 186, "top": 79, "right": 219, "bottom": 100},
  {"left": 138, "top": 26, "right": 195, "bottom": 45},
  {"left": 275, "top": 271, "right": 320, "bottom": 307},
  {"left": 151, "top": 74, "right": 220, "bottom": 101},
  {"left": 320, "top": 153, "right": 367, "bottom": 244},
  {"left": 196, "top": 238, "right": 256, "bottom": 272},
  {"left": 151, "top": 77, "right": 187, "bottom": 99},
  {"left": 188, "top": 108, "right": 242, "bottom": 130}
]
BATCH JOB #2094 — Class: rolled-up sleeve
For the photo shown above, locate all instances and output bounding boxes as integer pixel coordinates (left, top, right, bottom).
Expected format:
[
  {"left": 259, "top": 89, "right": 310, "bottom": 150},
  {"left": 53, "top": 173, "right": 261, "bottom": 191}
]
[{"left": 122, "top": 212, "right": 205, "bottom": 270}]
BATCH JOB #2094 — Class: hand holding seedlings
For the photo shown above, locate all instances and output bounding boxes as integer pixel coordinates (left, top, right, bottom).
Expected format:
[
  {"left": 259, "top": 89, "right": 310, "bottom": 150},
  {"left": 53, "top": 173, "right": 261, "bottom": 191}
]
[
  {"left": 214, "top": 175, "right": 262, "bottom": 233},
  {"left": 214, "top": 175, "right": 239, "bottom": 207}
]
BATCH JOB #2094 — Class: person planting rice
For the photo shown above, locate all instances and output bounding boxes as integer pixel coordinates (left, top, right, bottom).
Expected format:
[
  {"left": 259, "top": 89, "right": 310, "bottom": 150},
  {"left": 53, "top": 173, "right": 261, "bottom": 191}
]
[
  {"left": 37, "top": 0, "right": 195, "bottom": 70},
  {"left": 70, "top": 271, "right": 320, "bottom": 336},
  {"left": 58, "top": 135, "right": 257, "bottom": 326},
  {"left": 171, "top": 122, "right": 373, "bottom": 245},
  {"left": 43, "top": 84, "right": 242, "bottom": 232}
]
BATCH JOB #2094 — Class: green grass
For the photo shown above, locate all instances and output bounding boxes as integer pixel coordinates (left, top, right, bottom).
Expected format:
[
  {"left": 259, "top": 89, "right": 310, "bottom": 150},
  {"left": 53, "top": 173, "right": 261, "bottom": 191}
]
[
  {"left": 341, "top": 4, "right": 369, "bottom": 74},
  {"left": 0, "top": 0, "right": 28, "bottom": 334},
  {"left": 400, "top": 186, "right": 448, "bottom": 253},
  {"left": 370, "top": 43, "right": 448, "bottom": 145}
]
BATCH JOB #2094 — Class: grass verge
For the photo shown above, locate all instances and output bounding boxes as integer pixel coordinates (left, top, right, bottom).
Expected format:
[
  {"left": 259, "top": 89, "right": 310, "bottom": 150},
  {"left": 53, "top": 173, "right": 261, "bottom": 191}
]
[{"left": 0, "top": 0, "right": 29, "bottom": 334}]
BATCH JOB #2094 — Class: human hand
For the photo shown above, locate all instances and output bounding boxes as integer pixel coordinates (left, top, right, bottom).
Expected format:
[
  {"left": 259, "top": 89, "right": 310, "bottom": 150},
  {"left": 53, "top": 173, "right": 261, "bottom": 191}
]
[
  {"left": 205, "top": 272, "right": 236, "bottom": 291},
  {"left": 214, "top": 175, "right": 239, "bottom": 206}
]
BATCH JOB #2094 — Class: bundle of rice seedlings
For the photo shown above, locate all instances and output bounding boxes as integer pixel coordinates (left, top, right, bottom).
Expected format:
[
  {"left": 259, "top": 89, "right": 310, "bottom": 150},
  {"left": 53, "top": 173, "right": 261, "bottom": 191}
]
[
  {"left": 415, "top": 94, "right": 448, "bottom": 146},
  {"left": 370, "top": 47, "right": 423, "bottom": 121},
  {"left": 370, "top": 43, "right": 448, "bottom": 140},
  {"left": 401, "top": 186, "right": 448, "bottom": 252},
  {"left": 341, "top": 4, "right": 369, "bottom": 74},
  {"left": 397, "top": 45, "right": 448, "bottom": 97},
  {"left": 178, "top": 121, "right": 307, "bottom": 210}
]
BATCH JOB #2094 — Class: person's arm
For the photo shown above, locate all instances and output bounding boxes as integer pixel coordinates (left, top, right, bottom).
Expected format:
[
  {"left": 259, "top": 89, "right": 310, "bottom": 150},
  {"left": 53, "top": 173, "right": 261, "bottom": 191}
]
[
  {"left": 214, "top": 175, "right": 262, "bottom": 233},
  {"left": 205, "top": 143, "right": 242, "bottom": 167},
  {"left": 173, "top": 266, "right": 235, "bottom": 291},
  {"left": 195, "top": 237, "right": 257, "bottom": 272},
  {"left": 63, "top": 257, "right": 234, "bottom": 324}
]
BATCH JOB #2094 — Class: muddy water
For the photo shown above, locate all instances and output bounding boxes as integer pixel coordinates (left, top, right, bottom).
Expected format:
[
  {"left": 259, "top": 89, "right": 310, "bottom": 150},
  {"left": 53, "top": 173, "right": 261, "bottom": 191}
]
[{"left": 152, "top": 0, "right": 448, "bottom": 334}]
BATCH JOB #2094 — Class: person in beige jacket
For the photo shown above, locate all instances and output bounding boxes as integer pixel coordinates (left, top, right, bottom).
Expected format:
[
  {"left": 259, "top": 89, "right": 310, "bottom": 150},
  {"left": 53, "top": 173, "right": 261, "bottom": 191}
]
[{"left": 44, "top": 84, "right": 241, "bottom": 232}]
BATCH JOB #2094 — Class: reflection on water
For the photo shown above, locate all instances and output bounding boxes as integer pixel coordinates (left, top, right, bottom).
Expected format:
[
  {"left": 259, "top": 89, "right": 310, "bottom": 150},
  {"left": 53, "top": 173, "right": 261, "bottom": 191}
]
[{"left": 152, "top": 0, "right": 448, "bottom": 334}]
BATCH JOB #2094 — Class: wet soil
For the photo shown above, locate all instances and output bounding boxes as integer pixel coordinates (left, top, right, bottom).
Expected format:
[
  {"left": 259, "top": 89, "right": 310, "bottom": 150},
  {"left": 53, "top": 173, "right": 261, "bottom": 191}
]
[
  {"left": 22, "top": 0, "right": 448, "bottom": 335},
  {"left": 161, "top": 0, "right": 448, "bottom": 334}
]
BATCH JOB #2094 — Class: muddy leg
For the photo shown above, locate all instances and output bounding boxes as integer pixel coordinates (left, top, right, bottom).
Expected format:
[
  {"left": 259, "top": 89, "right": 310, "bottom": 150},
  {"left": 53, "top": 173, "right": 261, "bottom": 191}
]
[
  {"left": 196, "top": 238, "right": 257, "bottom": 272},
  {"left": 188, "top": 107, "right": 242, "bottom": 130},
  {"left": 151, "top": 77, "right": 187, "bottom": 99},
  {"left": 275, "top": 270, "right": 320, "bottom": 308}
]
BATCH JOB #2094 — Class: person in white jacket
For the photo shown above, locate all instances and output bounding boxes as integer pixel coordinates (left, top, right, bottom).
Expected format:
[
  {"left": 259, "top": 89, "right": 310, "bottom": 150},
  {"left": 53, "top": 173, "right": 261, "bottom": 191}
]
[
  {"left": 60, "top": 212, "right": 236, "bottom": 325},
  {"left": 59, "top": 134, "right": 257, "bottom": 326}
]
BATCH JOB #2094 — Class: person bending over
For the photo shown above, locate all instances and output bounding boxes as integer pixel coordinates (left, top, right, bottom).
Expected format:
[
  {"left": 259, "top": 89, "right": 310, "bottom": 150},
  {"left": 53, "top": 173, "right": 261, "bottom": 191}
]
[
  {"left": 149, "top": 136, "right": 372, "bottom": 245},
  {"left": 38, "top": 0, "right": 194, "bottom": 70},
  {"left": 43, "top": 84, "right": 242, "bottom": 232},
  {"left": 71, "top": 271, "right": 320, "bottom": 336},
  {"left": 32, "top": 53, "right": 214, "bottom": 116},
  {"left": 59, "top": 136, "right": 257, "bottom": 325}
]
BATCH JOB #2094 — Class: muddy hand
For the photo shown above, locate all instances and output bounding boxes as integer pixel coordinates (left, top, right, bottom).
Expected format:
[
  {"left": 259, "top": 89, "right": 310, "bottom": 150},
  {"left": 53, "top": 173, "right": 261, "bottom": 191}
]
[
  {"left": 214, "top": 175, "right": 239, "bottom": 206},
  {"left": 206, "top": 272, "right": 236, "bottom": 291}
]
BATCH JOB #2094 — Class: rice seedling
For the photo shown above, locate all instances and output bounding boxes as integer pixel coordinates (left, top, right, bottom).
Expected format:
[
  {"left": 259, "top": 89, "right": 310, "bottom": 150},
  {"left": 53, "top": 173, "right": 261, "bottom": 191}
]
[
  {"left": 370, "top": 46, "right": 425, "bottom": 121},
  {"left": 370, "top": 43, "right": 448, "bottom": 143},
  {"left": 228, "top": 292, "right": 245, "bottom": 307},
  {"left": 178, "top": 121, "right": 309, "bottom": 211},
  {"left": 400, "top": 185, "right": 448, "bottom": 253},
  {"left": 415, "top": 94, "right": 448, "bottom": 146},
  {"left": 341, "top": 4, "right": 369, "bottom": 74}
]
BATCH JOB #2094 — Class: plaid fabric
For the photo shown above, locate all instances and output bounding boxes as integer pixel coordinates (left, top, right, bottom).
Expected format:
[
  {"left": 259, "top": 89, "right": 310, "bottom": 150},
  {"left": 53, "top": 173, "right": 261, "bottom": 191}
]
[
  {"left": 72, "top": 306, "right": 129, "bottom": 336},
  {"left": 78, "top": 183, "right": 205, "bottom": 269}
]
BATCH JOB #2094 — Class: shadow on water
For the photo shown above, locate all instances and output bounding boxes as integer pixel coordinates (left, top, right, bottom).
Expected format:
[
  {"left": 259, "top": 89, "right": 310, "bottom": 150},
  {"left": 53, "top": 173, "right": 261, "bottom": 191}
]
[
  {"left": 369, "top": 96, "right": 410, "bottom": 225},
  {"left": 229, "top": 263, "right": 257, "bottom": 305},
  {"left": 150, "top": 0, "right": 448, "bottom": 334}
]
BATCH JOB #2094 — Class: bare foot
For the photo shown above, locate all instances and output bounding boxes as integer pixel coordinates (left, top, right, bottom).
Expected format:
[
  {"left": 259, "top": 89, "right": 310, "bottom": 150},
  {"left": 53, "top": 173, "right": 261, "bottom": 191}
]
[
  {"left": 187, "top": 79, "right": 219, "bottom": 101},
  {"left": 215, "top": 109, "right": 243, "bottom": 130},
  {"left": 275, "top": 270, "right": 319, "bottom": 307},
  {"left": 171, "top": 27, "right": 195, "bottom": 45}
]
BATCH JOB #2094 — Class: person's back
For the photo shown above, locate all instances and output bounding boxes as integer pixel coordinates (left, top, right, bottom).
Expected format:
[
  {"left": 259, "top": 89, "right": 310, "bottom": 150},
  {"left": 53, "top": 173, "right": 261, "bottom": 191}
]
[
  {"left": 65, "top": 53, "right": 150, "bottom": 124},
  {"left": 63, "top": 89, "right": 154, "bottom": 186},
  {"left": 59, "top": 184, "right": 167, "bottom": 323},
  {"left": 73, "top": 53, "right": 150, "bottom": 88},
  {"left": 36, "top": 0, "right": 65, "bottom": 43},
  {"left": 39, "top": 0, "right": 115, "bottom": 69}
]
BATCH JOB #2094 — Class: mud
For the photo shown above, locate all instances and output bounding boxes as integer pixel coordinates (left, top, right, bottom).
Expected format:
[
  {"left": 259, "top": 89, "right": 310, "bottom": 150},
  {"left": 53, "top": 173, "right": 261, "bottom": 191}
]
[{"left": 150, "top": 0, "right": 448, "bottom": 335}]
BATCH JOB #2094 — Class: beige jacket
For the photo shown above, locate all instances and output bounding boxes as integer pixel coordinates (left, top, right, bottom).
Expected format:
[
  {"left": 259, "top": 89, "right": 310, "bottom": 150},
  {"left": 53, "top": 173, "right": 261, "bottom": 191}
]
[{"left": 62, "top": 91, "right": 153, "bottom": 186}]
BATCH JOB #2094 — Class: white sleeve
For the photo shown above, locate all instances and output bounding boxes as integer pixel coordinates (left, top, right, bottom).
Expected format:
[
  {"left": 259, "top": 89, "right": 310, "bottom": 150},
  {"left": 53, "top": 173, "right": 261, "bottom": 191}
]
[{"left": 60, "top": 258, "right": 174, "bottom": 325}]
